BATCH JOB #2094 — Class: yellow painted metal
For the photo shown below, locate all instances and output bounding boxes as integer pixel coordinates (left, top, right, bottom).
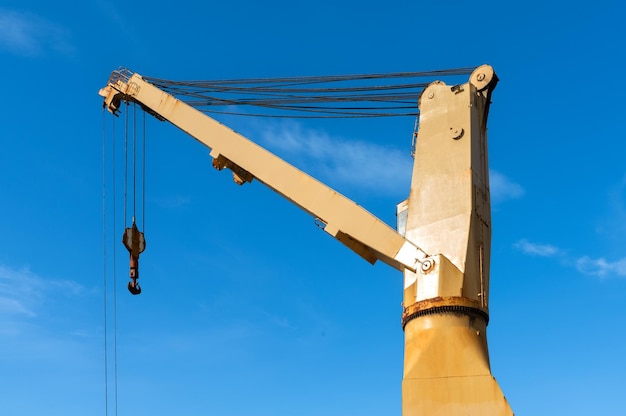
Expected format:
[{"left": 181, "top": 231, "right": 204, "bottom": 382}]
[
  {"left": 402, "top": 314, "right": 511, "bottom": 415},
  {"left": 401, "top": 65, "right": 513, "bottom": 415},
  {"left": 99, "top": 72, "right": 427, "bottom": 273},
  {"left": 99, "top": 65, "right": 513, "bottom": 414}
]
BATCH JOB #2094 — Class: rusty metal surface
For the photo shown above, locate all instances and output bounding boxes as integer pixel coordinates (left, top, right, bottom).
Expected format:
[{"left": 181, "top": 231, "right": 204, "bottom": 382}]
[{"left": 401, "top": 296, "right": 489, "bottom": 329}]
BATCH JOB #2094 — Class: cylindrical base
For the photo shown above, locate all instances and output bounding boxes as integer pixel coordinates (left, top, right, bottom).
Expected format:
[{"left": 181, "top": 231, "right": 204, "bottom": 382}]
[{"left": 402, "top": 313, "right": 513, "bottom": 415}]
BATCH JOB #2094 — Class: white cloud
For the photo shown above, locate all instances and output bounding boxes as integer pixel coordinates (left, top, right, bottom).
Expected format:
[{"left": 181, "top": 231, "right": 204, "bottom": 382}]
[
  {"left": 514, "top": 239, "right": 560, "bottom": 257},
  {"left": 0, "top": 265, "right": 42, "bottom": 317},
  {"left": 490, "top": 170, "right": 524, "bottom": 203},
  {"left": 0, "top": 296, "right": 36, "bottom": 317},
  {"left": 0, "top": 264, "right": 84, "bottom": 323},
  {"left": 514, "top": 239, "right": 626, "bottom": 279},
  {"left": 576, "top": 256, "right": 626, "bottom": 278},
  {"left": 0, "top": 8, "right": 74, "bottom": 57},
  {"left": 152, "top": 194, "right": 191, "bottom": 209},
  {"left": 256, "top": 120, "right": 412, "bottom": 196},
  {"left": 595, "top": 174, "right": 626, "bottom": 240}
]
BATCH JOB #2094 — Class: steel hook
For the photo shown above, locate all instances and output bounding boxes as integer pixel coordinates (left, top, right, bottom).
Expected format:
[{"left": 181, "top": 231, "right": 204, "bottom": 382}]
[{"left": 128, "top": 279, "right": 142, "bottom": 295}]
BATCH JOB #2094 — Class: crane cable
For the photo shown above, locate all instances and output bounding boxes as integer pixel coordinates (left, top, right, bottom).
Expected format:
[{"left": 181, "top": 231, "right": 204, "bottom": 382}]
[
  {"left": 103, "top": 101, "right": 147, "bottom": 416},
  {"left": 142, "top": 108, "right": 146, "bottom": 232},
  {"left": 102, "top": 108, "right": 119, "bottom": 416},
  {"left": 144, "top": 67, "right": 474, "bottom": 118},
  {"left": 122, "top": 102, "right": 146, "bottom": 296},
  {"left": 123, "top": 102, "right": 144, "bottom": 227},
  {"left": 133, "top": 104, "right": 137, "bottom": 225},
  {"left": 101, "top": 105, "right": 108, "bottom": 416},
  {"left": 124, "top": 105, "right": 128, "bottom": 229}
]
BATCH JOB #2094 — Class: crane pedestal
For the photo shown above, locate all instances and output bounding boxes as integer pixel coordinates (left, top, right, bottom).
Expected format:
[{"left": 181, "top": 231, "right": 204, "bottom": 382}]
[{"left": 402, "top": 313, "right": 513, "bottom": 415}]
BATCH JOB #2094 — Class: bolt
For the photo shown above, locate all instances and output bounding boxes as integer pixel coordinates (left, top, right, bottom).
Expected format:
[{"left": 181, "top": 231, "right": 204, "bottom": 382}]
[
  {"left": 421, "top": 259, "right": 434, "bottom": 273},
  {"left": 476, "top": 73, "right": 485, "bottom": 82},
  {"left": 427, "top": 92, "right": 434, "bottom": 99},
  {"left": 451, "top": 127, "right": 464, "bottom": 140}
]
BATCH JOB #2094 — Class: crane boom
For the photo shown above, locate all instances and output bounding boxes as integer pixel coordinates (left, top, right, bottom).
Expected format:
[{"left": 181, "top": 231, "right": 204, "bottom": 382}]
[{"left": 99, "top": 68, "right": 427, "bottom": 273}]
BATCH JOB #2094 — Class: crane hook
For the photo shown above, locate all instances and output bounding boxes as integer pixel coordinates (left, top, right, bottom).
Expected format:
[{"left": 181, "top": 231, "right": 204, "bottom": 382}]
[
  {"left": 122, "top": 222, "right": 146, "bottom": 295},
  {"left": 127, "top": 254, "right": 141, "bottom": 295}
]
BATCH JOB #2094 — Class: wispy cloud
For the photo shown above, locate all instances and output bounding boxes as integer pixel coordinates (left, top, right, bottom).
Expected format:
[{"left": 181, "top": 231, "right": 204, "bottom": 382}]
[
  {"left": 0, "top": 264, "right": 85, "bottom": 332},
  {"left": 0, "top": 265, "right": 41, "bottom": 317},
  {"left": 0, "top": 296, "right": 36, "bottom": 318},
  {"left": 490, "top": 170, "right": 524, "bottom": 203},
  {"left": 514, "top": 239, "right": 560, "bottom": 257},
  {"left": 0, "top": 8, "right": 74, "bottom": 57},
  {"left": 576, "top": 256, "right": 626, "bottom": 278},
  {"left": 152, "top": 194, "right": 191, "bottom": 209},
  {"left": 514, "top": 239, "right": 626, "bottom": 279},
  {"left": 595, "top": 174, "right": 626, "bottom": 241},
  {"left": 253, "top": 120, "right": 412, "bottom": 196}
]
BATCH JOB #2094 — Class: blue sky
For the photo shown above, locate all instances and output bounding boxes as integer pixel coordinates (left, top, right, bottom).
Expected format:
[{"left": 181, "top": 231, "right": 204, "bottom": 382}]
[{"left": 1, "top": 0, "right": 625, "bottom": 415}]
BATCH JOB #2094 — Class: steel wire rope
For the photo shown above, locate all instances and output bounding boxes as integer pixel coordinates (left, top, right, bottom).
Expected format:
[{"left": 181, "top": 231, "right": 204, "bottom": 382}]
[
  {"left": 143, "top": 67, "right": 473, "bottom": 118},
  {"left": 101, "top": 107, "right": 108, "bottom": 416},
  {"left": 179, "top": 101, "right": 418, "bottom": 113},
  {"left": 157, "top": 86, "right": 424, "bottom": 105},
  {"left": 180, "top": 91, "right": 422, "bottom": 106},
  {"left": 181, "top": 95, "right": 420, "bottom": 108},
  {"left": 181, "top": 92, "right": 421, "bottom": 116},
  {"left": 196, "top": 100, "right": 419, "bottom": 117},
  {"left": 163, "top": 81, "right": 433, "bottom": 95},
  {"left": 187, "top": 92, "right": 418, "bottom": 106},
  {"left": 133, "top": 103, "right": 137, "bottom": 224},
  {"left": 142, "top": 109, "right": 146, "bottom": 232},
  {"left": 113, "top": 110, "right": 119, "bottom": 416},
  {"left": 113, "top": 114, "right": 119, "bottom": 416},
  {"left": 145, "top": 67, "right": 473, "bottom": 87},
  {"left": 193, "top": 109, "right": 418, "bottom": 118},
  {"left": 223, "top": 103, "right": 415, "bottom": 115},
  {"left": 124, "top": 104, "right": 128, "bottom": 228},
  {"left": 157, "top": 95, "right": 415, "bottom": 109},
  {"left": 146, "top": 72, "right": 466, "bottom": 98},
  {"left": 102, "top": 109, "right": 120, "bottom": 416}
]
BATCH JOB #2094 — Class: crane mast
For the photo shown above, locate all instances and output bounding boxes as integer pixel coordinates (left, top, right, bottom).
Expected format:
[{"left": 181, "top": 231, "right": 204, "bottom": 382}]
[
  {"left": 99, "top": 64, "right": 513, "bottom": 415},
  {"left": 399, "top": 67, "right": 512, "bottom": 414}
]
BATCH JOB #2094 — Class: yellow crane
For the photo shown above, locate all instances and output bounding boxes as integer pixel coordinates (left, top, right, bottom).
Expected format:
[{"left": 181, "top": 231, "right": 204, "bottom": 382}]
[{"left": 99, "top": 64, "right": 513, "bottom": 415}]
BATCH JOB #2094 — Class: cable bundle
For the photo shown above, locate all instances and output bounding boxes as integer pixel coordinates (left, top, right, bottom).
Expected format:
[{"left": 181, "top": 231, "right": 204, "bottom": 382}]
[{"left": 144, "top": 68, "right": 474, "bottom": 118}]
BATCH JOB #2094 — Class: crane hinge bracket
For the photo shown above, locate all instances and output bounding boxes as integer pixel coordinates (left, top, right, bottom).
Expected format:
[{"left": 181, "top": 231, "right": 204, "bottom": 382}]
[
  {"left": 323, "top": 223, "right": 378, "bottom": 265},
  {"left": 210, "top": 151, "right": 254, "bottom": 185}
]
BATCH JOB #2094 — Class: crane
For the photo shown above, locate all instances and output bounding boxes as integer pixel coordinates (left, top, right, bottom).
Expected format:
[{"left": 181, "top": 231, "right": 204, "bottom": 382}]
[{"left": 99, "top": 64, "right": 513, "bottom": 415}]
